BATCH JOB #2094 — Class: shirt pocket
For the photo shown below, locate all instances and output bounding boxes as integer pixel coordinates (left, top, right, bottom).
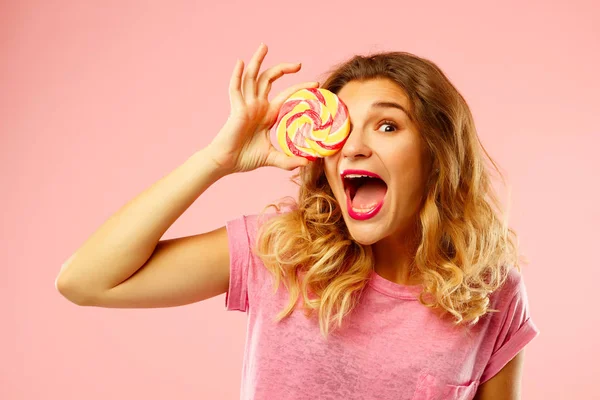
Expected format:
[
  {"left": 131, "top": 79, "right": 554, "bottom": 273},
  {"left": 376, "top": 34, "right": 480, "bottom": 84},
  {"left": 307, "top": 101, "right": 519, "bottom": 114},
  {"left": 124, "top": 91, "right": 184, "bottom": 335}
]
[{"left": 411, "top": 372, "right": 479, "bottom": 400}]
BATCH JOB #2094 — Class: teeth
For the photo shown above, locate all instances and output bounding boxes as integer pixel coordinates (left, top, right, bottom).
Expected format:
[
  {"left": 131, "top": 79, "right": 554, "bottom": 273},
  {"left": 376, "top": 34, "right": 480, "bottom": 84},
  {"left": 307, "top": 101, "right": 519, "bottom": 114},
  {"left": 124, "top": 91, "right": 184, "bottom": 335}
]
[
  {"left": 352, "top": 204, "right": 378, "bottom": 212},
  {"left": 344, "top": 174, "right": 373, "bottom": 179}
]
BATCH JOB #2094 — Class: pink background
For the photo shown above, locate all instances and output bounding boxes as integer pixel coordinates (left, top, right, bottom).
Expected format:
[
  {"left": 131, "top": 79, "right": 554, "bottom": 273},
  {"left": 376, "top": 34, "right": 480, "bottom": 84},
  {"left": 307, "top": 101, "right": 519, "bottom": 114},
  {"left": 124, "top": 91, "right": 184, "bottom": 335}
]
[{"left": 2, "top": 1, "right": 598, "bottom": 399}]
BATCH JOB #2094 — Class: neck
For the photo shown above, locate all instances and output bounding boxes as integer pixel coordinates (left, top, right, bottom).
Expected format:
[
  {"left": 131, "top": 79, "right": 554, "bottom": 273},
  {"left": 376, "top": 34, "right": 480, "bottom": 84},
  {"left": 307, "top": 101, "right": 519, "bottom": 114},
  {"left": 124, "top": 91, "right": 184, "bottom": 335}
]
[{"left": 371, "top": 225, "right": 422, "bottom": 286}]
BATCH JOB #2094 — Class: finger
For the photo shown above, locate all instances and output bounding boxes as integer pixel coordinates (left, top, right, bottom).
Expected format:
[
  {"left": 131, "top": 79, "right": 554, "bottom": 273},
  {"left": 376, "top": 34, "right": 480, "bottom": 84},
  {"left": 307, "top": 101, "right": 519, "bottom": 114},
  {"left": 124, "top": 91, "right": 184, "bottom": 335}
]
[
  {"left": 257, "top": 62, "right": 302, "bottom": 99},
  {"left": 267, "top": 149, "right": 310, "bottom": 171},
  {"left": 228, "top": 59, "right": 245, "bottom": 109},
  {"left": 266, "top": 81, "right": 320, "bottom": 127},
  {"left": 270, "top": 81, "right": 320, "bottom": 110},
  {"left": 242, "top": 43, "right": 268, "bottom": 101}
]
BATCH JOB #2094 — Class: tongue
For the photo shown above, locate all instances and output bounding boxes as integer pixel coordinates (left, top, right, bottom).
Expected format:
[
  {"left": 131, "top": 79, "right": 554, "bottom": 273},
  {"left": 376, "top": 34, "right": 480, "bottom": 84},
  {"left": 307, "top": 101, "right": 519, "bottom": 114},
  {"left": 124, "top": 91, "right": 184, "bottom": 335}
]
[{"left": 352, "top": 180, "right": 387, "bottom": 209}]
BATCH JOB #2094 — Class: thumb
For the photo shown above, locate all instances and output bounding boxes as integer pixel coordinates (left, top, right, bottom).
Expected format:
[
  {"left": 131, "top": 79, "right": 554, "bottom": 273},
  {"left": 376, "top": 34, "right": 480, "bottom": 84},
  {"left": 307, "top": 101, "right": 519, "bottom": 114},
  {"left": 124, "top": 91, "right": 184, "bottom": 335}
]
[{"left": 267, "top": 150, "right": 310, "bottom": 171}]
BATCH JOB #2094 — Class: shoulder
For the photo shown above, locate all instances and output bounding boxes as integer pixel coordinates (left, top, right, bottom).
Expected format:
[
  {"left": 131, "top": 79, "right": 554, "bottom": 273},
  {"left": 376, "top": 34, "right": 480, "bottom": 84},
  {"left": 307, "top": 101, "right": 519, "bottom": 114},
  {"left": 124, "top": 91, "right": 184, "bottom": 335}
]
[
  {"left": 488, "top": 266, "right": 529, "bottom": 308},
  {"left": 482, "top": 265, "right": 537, "bottom": 337},
  {"left": 226, "top": 209, "right": 293, "bottom": 244}
]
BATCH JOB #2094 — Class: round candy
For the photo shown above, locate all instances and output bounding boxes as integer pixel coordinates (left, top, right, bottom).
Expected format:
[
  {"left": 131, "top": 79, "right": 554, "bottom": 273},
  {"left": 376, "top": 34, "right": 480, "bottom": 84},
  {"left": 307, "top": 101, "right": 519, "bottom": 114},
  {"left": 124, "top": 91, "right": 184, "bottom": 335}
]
[{"left": 274, "top": 88, "right": 350, "bottom": 161}]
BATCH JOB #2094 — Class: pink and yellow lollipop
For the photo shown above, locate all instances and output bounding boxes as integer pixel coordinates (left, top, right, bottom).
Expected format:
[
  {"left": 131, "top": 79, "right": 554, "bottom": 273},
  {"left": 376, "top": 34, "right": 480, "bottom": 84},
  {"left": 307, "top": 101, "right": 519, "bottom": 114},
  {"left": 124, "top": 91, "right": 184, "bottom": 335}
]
[{"left": 274, "top": 88, "right": 350, "bottom": 161}]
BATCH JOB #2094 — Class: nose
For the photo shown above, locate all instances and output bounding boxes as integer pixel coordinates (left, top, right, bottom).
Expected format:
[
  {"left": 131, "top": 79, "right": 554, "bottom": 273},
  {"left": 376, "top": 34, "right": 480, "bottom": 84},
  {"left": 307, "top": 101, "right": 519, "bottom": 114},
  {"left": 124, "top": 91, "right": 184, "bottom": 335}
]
[{"left": 341, "top": 126, "right": 372, "bottom": 159}]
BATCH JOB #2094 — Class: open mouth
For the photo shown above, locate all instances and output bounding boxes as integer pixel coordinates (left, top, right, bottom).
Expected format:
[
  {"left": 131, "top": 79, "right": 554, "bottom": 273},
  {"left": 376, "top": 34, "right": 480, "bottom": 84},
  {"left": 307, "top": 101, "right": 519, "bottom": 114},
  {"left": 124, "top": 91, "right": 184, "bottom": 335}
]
[{"left": 341, "top": 170, "right": 388, "bottom": 220}]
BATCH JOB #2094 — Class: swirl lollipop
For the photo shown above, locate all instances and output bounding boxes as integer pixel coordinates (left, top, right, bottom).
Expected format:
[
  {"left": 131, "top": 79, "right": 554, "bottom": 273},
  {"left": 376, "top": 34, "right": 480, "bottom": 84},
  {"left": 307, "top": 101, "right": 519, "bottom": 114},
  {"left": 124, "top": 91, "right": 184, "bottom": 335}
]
[{"left": 274, "top": 88, "right": 350, "bottom": 161}]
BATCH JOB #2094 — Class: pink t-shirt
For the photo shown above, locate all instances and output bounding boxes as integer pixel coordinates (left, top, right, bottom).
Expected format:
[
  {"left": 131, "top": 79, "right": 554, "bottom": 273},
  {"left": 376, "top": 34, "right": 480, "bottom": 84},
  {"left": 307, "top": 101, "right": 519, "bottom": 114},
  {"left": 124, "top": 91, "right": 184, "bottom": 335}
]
[{"left": 225, "top": 214, "right": 539, "bottom": 400}]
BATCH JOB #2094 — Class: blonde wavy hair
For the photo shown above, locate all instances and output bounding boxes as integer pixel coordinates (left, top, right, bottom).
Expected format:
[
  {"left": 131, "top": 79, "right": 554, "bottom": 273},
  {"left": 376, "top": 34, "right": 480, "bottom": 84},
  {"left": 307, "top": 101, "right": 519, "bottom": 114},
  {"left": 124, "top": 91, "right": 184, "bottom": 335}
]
[{"left": 254, "top": 51, "right": 524, "bottom": 338}]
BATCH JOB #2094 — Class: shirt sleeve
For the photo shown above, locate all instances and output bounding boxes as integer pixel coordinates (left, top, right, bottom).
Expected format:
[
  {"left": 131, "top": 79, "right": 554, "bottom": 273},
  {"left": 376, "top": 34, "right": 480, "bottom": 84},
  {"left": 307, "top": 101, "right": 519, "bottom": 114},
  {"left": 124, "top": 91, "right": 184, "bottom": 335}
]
[
  {"left": 224, "top": 215, "right": 253, "bottom": 312},
  {"left": 480, "top": 271, "right": 540, "bottom": 383}
]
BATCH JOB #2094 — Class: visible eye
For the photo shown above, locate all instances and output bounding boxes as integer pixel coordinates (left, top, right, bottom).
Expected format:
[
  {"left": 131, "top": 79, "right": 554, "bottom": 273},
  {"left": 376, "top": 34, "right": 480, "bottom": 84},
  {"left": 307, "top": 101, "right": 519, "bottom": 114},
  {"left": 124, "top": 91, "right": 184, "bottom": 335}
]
[{"left": 377, "top": 120, "right": 399, "bottom": 133}]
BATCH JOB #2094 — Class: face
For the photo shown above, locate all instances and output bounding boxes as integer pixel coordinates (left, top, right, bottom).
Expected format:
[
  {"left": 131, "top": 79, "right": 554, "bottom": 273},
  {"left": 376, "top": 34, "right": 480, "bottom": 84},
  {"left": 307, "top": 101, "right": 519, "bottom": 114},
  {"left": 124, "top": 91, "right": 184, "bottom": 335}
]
[{"left": 324, "top": 78, "right": 431, "bottom": 245}]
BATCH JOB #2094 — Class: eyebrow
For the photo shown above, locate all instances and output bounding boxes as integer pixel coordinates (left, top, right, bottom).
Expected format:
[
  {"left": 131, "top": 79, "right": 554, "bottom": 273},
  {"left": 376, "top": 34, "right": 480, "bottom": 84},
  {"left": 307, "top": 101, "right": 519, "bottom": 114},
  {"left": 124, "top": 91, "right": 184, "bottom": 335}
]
[{"left": 370, "top": 101, "right": 411, "bottom": 117}]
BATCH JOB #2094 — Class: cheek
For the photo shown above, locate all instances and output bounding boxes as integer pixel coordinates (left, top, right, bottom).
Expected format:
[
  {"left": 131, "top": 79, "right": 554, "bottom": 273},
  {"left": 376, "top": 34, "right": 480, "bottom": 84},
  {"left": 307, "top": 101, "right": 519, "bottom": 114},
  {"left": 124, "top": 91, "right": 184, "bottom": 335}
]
[
  {"left": 387, "top": 152, "right": 427, "bottom": 192},
  {"left": 323, "top": 157, "right": 339, "bottom": 187}
]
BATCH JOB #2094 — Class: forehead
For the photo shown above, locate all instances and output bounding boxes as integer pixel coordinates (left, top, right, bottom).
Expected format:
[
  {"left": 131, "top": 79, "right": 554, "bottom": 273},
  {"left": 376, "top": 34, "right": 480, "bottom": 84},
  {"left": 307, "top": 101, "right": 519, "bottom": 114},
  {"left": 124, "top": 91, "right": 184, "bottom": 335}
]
[{"left": 337, "top": 78, "right": 411, "bottom": 112}]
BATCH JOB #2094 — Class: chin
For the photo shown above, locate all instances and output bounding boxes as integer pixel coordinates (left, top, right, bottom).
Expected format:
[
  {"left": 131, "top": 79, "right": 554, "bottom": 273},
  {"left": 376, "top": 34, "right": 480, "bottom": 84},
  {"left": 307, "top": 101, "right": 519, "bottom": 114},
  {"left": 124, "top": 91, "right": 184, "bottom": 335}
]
[{"left": 343, "top": 219, "right": 386, "bottom": 246}]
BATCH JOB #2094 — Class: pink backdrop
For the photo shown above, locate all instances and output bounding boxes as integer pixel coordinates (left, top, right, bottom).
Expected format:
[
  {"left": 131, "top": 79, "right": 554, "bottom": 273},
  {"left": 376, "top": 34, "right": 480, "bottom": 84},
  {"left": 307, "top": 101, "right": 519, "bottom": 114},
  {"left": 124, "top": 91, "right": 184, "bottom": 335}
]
[{"left": 2, "top": 1, "right": 598, "bottom": 399}]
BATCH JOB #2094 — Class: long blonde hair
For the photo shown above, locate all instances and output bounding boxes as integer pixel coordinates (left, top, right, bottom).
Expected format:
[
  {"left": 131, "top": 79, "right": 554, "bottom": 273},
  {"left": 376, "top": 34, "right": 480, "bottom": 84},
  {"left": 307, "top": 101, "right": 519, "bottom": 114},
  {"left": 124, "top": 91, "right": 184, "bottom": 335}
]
[{"left": 254, "top": 51, "right": 523, "bottom": 338}]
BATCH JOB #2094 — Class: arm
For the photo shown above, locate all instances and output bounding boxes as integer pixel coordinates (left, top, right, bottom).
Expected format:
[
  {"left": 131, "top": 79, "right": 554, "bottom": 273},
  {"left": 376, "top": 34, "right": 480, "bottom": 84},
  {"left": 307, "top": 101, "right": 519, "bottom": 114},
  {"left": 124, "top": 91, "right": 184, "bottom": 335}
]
[
  {"left": 55, "top": 43, "right": 315, "bottom": 308},
  {"left": 55, "top": 149, "right": 231, "bottom": 307},
  {"left": 473, "top": 350, "right": 525, "bottom": 400}
]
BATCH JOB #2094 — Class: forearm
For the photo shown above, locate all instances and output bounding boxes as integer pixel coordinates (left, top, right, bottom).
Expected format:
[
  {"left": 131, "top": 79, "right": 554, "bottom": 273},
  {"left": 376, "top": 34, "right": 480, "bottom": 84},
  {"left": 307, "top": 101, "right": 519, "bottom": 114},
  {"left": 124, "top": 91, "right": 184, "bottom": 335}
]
[{"left": 56, "top": 147, "right": 229, "bottom": 298}]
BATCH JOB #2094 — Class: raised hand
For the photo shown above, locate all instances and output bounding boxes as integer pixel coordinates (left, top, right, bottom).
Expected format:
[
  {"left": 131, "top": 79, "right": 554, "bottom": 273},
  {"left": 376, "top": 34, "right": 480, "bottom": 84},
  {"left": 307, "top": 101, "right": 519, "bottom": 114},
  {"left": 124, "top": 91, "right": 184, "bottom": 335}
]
[{"left": 207, "top": 43, "right": 319, "bottom": 174}]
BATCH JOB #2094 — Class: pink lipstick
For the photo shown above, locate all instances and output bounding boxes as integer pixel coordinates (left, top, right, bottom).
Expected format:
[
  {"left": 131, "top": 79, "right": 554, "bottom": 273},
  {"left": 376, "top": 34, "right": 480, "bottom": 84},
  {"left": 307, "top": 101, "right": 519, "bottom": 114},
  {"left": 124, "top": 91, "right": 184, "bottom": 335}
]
[{"left": 341, "top": 169, "right": 387, "bottom": 221}]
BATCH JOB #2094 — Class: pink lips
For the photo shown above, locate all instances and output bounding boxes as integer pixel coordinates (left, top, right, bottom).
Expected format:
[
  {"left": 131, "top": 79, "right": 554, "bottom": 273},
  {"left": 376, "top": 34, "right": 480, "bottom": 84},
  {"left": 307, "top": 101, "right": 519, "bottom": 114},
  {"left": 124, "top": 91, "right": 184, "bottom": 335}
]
[
  {"left": 340, "top": 169, "right": 386, "bottom": 221},
  {"left": 340, "top": 169, "right": 382, "bottom": 180}
]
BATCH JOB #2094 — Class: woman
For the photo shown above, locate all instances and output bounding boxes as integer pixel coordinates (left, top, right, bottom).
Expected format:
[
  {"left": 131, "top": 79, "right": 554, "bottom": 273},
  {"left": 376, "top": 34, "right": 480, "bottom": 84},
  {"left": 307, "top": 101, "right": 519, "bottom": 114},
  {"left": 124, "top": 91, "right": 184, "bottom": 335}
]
[{"left": 56, "top": 43, "right": 539, "bottom": 399}]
